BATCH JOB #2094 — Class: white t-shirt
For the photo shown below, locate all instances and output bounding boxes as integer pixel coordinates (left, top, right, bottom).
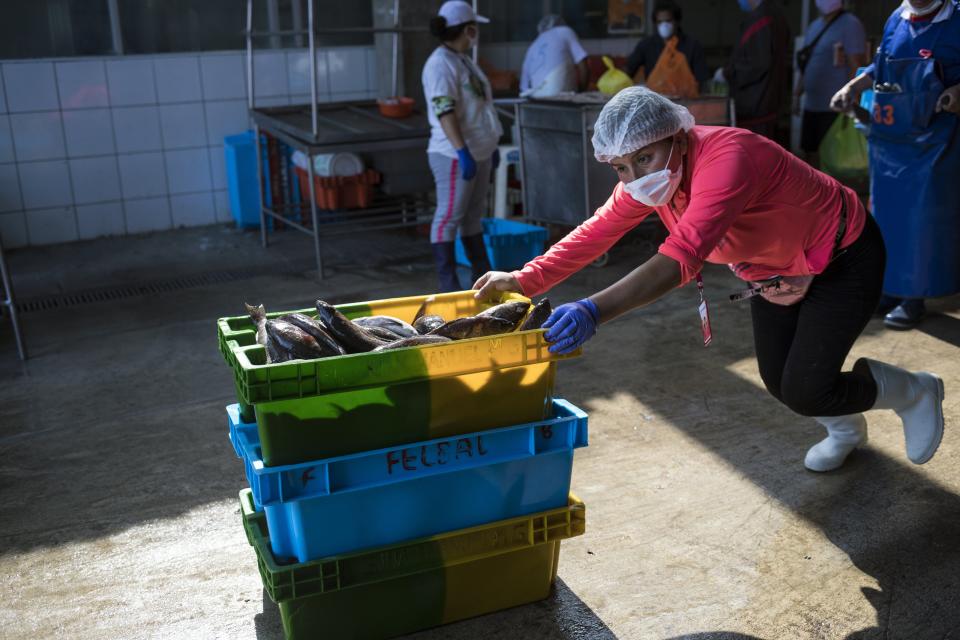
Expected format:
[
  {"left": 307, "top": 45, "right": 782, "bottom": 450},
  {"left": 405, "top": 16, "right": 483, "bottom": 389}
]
[
  {"left": 520, "top": 26, "right": 588, "bottom": 97},
  {"left": 421, "top": 45, "right": 503, "bottom": 159}
]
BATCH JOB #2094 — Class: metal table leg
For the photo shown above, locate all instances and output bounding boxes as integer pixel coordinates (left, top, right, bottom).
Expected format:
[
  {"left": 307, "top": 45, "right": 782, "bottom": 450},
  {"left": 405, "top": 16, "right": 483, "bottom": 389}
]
[
  {"left": 0, "top": 241, "right": 26, "bottom": 360},
  {"left": 254, "top": 124, "right": 269, "bottom": 248},
  {"left": 248, "top": 0, "right": 268, "bottom": 250},
  {"left": 307, "top": 0, "right": 323, "bottom": 279},
  {"left": 305, "top": 151, "right": 324, "bottom": 279}
]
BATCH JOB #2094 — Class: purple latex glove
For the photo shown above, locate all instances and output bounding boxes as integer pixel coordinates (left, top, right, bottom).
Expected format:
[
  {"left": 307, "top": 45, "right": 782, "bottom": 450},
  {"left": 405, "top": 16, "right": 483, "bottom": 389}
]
[{"left": 542, "top": 298, "right": 599, "bottom": 354}]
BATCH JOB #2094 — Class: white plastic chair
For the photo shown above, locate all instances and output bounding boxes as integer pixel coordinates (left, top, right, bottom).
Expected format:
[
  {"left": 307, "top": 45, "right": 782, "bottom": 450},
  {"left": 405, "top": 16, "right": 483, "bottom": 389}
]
[{"left": 492, "top": 144, "right": 520, "bottom": 219}]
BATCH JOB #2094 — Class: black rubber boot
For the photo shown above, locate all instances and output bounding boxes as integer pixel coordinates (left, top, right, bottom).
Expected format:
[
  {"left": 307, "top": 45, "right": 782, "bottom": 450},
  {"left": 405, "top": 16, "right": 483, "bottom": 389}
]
[
  {"left": 874, "top": 294, "right": 901, "bottom": 317},
  {"left": 460, "top": 233, "right": 492, "bottom": 284},
  {"left": 884, "top": 299, "right": 926, "bottom": 330},
  {"left": 431, "top": 242, "right": 461, "bottom": 292}
]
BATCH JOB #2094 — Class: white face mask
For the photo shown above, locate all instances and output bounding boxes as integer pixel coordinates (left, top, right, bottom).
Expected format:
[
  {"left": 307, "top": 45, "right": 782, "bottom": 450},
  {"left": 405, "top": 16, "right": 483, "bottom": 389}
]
[
  {"left": 907, "top": 0, "right": 942, "bottom": 16},
  {"left": 657, "top": 22, "right": 675, "bottom": 39},
  {"left": 623, "top": 140, "right": 682, "bottom": 207}
]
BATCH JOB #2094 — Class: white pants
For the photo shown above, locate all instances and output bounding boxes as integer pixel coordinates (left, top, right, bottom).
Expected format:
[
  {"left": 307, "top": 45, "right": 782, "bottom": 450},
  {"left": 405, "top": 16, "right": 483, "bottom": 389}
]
[{"left": 428, "top": 152, "right": 492, "bottom": 243}]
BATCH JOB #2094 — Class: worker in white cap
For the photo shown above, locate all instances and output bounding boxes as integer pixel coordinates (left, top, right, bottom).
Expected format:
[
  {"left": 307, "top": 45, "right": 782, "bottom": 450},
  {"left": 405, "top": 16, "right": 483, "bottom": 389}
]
[
  {"left": 520, "top": 14, "right": 589, "bottom": 98},
  {"left": 421, "top": 0, "right": 503, "bottom": 292}
]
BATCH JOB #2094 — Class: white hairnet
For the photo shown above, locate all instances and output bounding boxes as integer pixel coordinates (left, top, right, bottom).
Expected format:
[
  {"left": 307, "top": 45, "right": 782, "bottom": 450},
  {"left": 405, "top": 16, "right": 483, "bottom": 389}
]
[
  {"left": 537, "top": 14, "right": 564, "bottom": 33},
  {"left": 592, "top": 86, "right": 696, "bottom": 162}
]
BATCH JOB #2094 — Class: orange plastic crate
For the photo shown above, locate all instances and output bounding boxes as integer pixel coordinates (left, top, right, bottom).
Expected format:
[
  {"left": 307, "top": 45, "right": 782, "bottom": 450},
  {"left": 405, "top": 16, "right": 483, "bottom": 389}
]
[{"left": 294, "top": 167, "right": 381, "bottom": 210}]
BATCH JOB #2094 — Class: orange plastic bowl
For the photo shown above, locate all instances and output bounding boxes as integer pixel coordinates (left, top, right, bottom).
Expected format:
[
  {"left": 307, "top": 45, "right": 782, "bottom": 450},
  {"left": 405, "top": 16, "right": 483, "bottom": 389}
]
[{"left": 377, "top": 96, "right": 414, "bottom": 118}]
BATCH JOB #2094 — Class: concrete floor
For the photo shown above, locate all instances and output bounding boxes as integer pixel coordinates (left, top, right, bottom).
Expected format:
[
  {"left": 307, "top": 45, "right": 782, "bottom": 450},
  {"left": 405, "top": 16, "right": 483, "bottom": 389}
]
[{"left": 1, "top": 224, "right": 959, "bottom": 640}]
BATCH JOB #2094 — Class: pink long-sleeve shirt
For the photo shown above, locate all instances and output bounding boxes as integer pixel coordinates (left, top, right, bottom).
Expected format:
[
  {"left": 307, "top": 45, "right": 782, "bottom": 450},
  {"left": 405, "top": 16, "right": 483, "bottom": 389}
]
[{"left": 512, "top": 125, "right": 866, "bottom": 296}]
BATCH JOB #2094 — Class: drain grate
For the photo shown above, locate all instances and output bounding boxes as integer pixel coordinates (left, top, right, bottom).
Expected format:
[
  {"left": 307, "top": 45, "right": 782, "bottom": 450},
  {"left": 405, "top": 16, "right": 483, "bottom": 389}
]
[{"left": 13, "top": 264, "right": 300, "bottom": 314}]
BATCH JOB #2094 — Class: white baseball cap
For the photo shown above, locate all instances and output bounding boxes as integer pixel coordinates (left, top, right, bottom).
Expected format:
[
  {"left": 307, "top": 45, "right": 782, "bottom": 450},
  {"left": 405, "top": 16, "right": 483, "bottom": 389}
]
[{"left": 438, "top": 0, "right": 490, "bottom": 27}]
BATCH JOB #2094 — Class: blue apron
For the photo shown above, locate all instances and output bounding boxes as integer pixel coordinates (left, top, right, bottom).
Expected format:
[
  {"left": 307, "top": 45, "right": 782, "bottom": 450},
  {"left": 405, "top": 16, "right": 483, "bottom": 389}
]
[{"left": 868, "top": 3, "right": 960, "bottom": 298}]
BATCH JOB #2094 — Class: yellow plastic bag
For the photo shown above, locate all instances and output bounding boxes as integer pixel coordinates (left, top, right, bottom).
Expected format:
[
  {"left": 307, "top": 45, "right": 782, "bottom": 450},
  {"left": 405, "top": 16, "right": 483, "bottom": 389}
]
[
  {"left": 597, "top": 56, "right": 634, "bottom": 96},
  {"left": 646, "top": 36, "right": 699, "bottom": 98},
  {"left": 819, "top": 115, "right": 868, "bottom": 180}
]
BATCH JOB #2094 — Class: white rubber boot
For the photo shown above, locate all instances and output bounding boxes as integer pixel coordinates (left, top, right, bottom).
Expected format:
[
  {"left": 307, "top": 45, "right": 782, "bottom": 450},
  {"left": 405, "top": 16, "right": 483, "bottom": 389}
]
[
  {"left": 805, "top": 414, "right": 868, "bottom": 472},
  {"left": 863, "top": 358, "right": 945, "bottom": 464}
]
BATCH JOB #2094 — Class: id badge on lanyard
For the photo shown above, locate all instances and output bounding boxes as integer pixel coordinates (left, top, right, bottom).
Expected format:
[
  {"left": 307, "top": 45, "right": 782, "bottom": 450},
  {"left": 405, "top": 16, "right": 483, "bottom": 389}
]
[{"left": 696, "top": 273, "right": 712, "bottom": 347}]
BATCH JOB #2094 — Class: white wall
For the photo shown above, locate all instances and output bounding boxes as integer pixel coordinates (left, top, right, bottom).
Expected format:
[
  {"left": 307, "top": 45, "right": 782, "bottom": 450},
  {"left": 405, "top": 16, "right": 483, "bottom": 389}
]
[{"left": 0, "top": 46, "right": 378, "bottom": 248}]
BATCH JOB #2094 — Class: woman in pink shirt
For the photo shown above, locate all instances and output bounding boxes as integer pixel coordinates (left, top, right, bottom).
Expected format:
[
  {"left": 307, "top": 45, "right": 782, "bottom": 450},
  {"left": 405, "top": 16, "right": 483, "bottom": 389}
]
[{"left": 475, "top": 87, "right": 945, "bottom": 472}]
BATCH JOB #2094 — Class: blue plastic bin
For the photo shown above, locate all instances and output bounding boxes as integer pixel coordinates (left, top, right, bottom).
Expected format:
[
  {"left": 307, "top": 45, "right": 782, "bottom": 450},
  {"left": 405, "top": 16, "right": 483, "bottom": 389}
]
[
  {"left": 455, "top": 218, "right": 549, "bottom": 271},
  {"left": 224, "top": 131, "right": 262, "bottom": 229},
  {"left": 226, "top": 399, "right": 587, "bottom": 563},
  {"left": 228, "top": 403, "right": 250, "bottom": 460}
]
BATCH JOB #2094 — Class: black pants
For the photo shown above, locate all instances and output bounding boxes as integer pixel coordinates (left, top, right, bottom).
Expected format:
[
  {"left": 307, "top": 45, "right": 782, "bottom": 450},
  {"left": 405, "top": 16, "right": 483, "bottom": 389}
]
[
  {"left": 751, "top": 215, "right": 886, "bottom": 417},
  {"left": 801, "top": 110, "right": 837, "bottom": 154}
]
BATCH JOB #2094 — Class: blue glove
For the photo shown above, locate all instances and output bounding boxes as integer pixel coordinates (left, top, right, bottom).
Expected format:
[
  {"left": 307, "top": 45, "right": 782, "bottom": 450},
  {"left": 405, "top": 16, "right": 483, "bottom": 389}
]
[
  {"left": 542, "top": 298, "right": 599, "bottom": 354},
  {"left": 491, "top": 148, "right": 500, "bottom": 170},
  {"left": 456, "top": 147, "right": 477, "bottom": 180}
]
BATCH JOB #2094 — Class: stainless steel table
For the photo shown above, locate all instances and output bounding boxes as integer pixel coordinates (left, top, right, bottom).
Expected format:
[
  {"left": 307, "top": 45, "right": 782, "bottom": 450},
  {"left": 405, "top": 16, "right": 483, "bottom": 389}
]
[
  {"left": 251, "top": 102, "right": 434, "bottom": 278},
  {"left": 517, "top": 93, "right": 735, "bottom": 227}
]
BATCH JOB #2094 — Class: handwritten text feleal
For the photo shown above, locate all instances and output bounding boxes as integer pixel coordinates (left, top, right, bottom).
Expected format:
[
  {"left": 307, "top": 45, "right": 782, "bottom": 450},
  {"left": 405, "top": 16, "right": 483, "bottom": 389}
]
[{"left": 386, "top": 436, "right": 489, "bottom": 474}]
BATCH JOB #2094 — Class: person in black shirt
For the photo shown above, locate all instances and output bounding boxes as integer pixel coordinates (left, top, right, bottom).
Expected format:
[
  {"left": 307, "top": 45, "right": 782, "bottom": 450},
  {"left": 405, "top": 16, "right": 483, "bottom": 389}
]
[
  {"left": 718, "top": 0, "right": 790, "bottom": 140},
  {"left": 624, "top": 0, "right": 709, "bottom": 87}
]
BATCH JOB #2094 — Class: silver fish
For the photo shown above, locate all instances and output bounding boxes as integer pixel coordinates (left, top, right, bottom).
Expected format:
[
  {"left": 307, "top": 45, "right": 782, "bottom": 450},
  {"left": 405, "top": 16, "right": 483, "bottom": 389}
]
[
  {"left": 413, "top": 298, "right": 432, "bottom": 322},
  {"left": 245, "top": 303, "right": 269, "bottom": 347},
  {"left": 372, "top": 335, "right": 453, "bottom": 351},
  {"left": 360, "top": 324, "right": 407, "bottom": 342},
  {"left": 519, "top": 298, "right": 552, "bottom": 331},
  {"left": 477, "top": 300, "right": 531, "bottom": 328},
  {"left": 315, "top": 300, "right": 390, "bottom": 353},
  {"left": 247, "top": 302, "right": 283, "bottom": 363},
  {"left": 266, "top": 319, "right": 330, "bottom": 360},
  {"left": 413, "top": 314, "right": 446, "bottom": 335},
  {"left": 353, "top": 315, "right": 418, "bottom": 339},
  {"left": 279, "top": 313, "right": 345, "bottom": 357},
  {"left": 429, "top": 316, "right": 515, "bottom": 340}
]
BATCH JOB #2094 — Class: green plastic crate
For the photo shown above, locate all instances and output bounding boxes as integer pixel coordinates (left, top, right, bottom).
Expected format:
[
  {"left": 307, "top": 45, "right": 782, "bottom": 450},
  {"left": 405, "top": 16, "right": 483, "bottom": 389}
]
[
  {"left": 239, "top": 489, "right": 585, "bottom": 640},
  {"left": 217, "top": 291, "right": 578, "bottom": 466}
]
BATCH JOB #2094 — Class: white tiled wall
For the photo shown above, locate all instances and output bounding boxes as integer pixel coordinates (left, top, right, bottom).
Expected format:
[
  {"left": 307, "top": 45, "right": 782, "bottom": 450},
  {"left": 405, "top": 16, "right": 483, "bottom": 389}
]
[{"left": 0, "top": 46, "right": 378, "bottom": 248}]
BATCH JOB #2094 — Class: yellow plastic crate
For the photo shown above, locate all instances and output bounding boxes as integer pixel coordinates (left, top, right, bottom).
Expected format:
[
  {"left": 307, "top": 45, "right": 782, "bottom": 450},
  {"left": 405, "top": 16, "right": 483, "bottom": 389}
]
[
  {"left": 218, "top": 291, "right": 578, "bottom": 466},
  {"left": 239, "top": 489, "right": 585, "bottom": 640}
]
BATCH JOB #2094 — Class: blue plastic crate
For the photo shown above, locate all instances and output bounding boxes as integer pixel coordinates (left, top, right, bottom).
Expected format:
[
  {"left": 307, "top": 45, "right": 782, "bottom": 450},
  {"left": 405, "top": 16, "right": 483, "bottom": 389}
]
[
  {"left": 455, "top": 218, "right": 549, "bottom": 271},
  {"left": 224, "top": 131, "right": 263, "bottom": 229},
  {"left": 227, "top": 403, "right": 252, "bottom": 460},
  {"left": 226, "top": 399, "right": 587, "bottom": 563}
]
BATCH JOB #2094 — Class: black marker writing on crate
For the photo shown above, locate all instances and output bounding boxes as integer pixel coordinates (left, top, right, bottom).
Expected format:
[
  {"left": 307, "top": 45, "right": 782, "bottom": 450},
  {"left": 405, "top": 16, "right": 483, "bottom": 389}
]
[
  {"left": 386, "top": 435, "right": 488, "bottom": 474},
  {"left": 301, "top": 468, "right": 315, "bottom": 486}
]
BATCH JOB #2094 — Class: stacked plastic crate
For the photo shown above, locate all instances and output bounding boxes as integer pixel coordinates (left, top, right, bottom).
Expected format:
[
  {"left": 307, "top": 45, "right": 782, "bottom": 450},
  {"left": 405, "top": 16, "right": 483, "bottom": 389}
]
[{"left": 217, "top": 291, "right": 588, "bottom": 640}]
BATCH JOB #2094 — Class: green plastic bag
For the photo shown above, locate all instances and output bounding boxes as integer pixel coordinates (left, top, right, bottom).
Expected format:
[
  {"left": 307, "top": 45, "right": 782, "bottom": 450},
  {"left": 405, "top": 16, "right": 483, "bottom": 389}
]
[
  {"left": 818, "top": 114, "right": 868, "bottom": 180},
  {"left": 597, "top": 56, "right": 634, "bottom": 96}
]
